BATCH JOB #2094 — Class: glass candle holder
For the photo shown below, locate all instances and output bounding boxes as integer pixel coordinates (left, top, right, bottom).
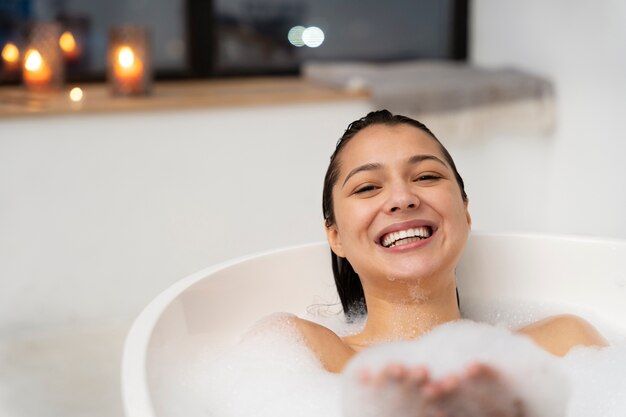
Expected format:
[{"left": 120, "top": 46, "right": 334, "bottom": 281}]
[
  {"left": 23, "top": 22, "right": 64, "bottom": 91},
  {"left": 107, "top": 25, "right": 152, "bottom": 96},
  {"left": 2, "top": 41, "right": 21, "bottom": 75},
  {"left": 58, "top": 14, "right": 91, "bottom": 76}
]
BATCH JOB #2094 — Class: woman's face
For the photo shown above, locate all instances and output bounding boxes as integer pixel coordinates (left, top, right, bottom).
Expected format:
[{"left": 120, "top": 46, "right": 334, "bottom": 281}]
[{"left": 326, "top": 123, "right": 471, "bottom": 292}]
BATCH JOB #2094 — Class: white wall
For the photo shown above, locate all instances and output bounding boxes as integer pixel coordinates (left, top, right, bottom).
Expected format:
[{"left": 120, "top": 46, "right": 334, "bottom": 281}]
[
  {"left": 471, "top": 0, "right": 626, "bottom": 238},
  {"left": 445, "top": 134, "right": 553, "bottom": 235},
  {"left": 0, "top": 100, "right": 369, "bottom": 337}
]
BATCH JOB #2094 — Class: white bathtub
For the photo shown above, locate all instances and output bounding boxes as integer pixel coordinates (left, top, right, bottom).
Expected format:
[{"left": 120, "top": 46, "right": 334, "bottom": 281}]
[{"left": 121, "top": 232, "right": 626, "bottom": 417}]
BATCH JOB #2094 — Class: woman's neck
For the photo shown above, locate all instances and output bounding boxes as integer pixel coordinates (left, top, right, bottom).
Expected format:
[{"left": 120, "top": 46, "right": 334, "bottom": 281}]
[{"left": 344, "top": 281, "right": 461, "bottom": 350}]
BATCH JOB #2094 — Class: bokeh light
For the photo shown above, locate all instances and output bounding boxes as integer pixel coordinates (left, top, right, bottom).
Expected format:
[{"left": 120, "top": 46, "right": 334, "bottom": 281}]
[
  {"left": 117, "top": 46, "right": 135, "bottom": 68},
  {"left": 69, "top": 87, "right": 84, "bottom": 102},
  {"left": 24, "top": 50, "right": 43, "bottom": 71},
  {"left": 59, "top": 31, "right": 77, "bottom": 54},
  {"left": 302, "top": 26, "right": 324, "bottom": 48},
  {"left": 1, "top": 42, "right": 20, "bottom": 63},
  {"left": 287, "top": 26, "right": 305, "bottom": 47}
]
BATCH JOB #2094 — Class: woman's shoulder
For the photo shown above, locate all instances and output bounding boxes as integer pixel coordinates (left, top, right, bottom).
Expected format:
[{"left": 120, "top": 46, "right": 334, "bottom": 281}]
[
  {"left": 517, "top": 314, "right": 608, "bottom": 356},
  {"left": 292, "top": 316, "right": 356, "bottom": 373}
]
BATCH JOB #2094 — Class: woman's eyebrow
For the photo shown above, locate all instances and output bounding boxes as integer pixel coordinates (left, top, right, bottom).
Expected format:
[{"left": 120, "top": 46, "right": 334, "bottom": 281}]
[
  {"left": 342, "top": 162, "right": 382, "bottom": 188},
  {"left": 408, "top": 154, "right": 449, "bottom": 168}
]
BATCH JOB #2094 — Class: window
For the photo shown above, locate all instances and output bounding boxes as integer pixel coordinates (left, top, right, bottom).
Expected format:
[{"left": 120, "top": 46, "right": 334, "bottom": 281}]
[{"left": 0, "top": 0, "right": 467, "bottom": 84}]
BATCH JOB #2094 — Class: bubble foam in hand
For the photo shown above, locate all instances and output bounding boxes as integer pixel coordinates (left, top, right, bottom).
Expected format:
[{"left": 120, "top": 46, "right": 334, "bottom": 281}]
[{"left": 342, "top": 320, "right": 570, "bottom": 417}]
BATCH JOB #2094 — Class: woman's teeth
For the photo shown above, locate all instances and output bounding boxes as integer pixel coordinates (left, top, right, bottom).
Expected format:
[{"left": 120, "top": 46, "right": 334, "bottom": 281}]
[{"left": 381, "top": 227, "right": 432, "bottom": 248}]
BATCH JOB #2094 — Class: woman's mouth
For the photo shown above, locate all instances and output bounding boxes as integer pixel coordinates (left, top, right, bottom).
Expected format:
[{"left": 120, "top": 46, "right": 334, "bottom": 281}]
[{"left": 380, "top": 226, "right": 433, "bottom": 248}]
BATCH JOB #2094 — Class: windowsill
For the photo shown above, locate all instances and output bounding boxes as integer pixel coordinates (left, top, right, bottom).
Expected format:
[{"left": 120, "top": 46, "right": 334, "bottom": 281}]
[{"left": 0, "top": 77, "right": 369, "bottom": 119}]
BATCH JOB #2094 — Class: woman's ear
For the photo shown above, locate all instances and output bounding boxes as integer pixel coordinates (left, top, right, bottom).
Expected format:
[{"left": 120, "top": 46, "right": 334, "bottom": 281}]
[{"left": 325, "top": 223, "right": 346, "bottom": 258}]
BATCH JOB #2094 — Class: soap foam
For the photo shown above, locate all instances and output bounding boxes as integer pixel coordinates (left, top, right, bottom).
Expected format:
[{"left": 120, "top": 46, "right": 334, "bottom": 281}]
[
  {"left": 342, "top": 321, "right": 570, "bottom": 417},
  {"left": 174, "top": 312, "right": 625, "bottom": 417},
  {"left": 564, "top": 344, "right": 626, "bottom": 417},
  {"left": 199, "top": 313, "right": 342, "bottom": 417}
]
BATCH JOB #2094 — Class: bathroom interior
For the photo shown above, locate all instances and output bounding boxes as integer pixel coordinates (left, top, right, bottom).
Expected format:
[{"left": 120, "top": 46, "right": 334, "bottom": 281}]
[{"left": 1, "top": 0, "right": 626, "bottom": 416}]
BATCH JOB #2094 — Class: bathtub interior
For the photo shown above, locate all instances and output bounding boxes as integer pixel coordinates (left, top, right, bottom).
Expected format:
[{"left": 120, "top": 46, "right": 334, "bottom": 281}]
[{"left": 122, "top": 233, "right": 626, "bottom": 417}]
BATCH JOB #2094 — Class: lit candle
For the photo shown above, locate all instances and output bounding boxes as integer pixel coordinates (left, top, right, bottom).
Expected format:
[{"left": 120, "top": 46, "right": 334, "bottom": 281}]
[
  {"left": 23, "top": 49, "right": 52, "bottom": 90},
  {"left": 59, "top": 31, "right": 80, "bottom": 61},
  {"left": 1, "top": 42, "right": 20, "bottom": 73},
  {"left": 113, "top": 46, "right": 144, "bottom": 93},
  {"left": 108, "top": 25, "right": 151, "bottom": 95}
]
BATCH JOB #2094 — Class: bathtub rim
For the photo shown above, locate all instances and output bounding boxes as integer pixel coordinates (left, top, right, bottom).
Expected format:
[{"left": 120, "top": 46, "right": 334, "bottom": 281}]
[{"left": 120, "top": 240, "right": 327, "bottom": 417}]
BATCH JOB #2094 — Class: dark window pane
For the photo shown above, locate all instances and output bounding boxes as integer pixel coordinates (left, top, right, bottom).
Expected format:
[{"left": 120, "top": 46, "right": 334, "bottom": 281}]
[
  {"left": 1, "top": 0, "right": 466, "bottom": 83},
  {"left": 1, "top": 0, "right": 187, "bottom": 81},
  {"left": 214, "top": 0, "right": 459, "bottom": 75}
]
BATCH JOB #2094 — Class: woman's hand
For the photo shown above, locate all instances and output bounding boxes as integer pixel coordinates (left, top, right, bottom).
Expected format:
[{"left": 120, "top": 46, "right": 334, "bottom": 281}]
[{"left": 352, "top": 362, "right": 525, "bottom": 417}]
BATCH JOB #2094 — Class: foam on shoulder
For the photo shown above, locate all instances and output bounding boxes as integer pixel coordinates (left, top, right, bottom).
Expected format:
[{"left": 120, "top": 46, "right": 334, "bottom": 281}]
[{"left": 199, "top": 312, "right": 342, "bottom": 417}]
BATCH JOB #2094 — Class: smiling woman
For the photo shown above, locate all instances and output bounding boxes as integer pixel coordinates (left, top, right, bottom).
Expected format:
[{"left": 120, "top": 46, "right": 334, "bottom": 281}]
[
  {"left": 291, "top": 110, "right": 607, "bottom": 416},
  {"left": 325, "top": 123, "right": 471, "bottom": 314},
  {"left": 322, "top": 111, "right": 469, "bottom": 319}
]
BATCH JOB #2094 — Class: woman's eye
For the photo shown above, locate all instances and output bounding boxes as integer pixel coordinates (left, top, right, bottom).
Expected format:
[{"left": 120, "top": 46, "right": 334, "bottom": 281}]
[
  {"left": 414, "top": 174, "right": 441, "bottom": 182},
  {"left": 354, "top": 185, "right": 379, "bottom": 194}
]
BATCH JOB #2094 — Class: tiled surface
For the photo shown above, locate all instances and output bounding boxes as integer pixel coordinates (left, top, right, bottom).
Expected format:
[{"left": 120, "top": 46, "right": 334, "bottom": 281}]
[{"left": 0, "top": 321, "right": 131, "bottom": 417}]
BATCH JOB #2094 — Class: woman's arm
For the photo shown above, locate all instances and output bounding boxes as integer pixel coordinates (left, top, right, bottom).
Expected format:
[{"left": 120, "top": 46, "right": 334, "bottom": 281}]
[{"left": 517, "top": 314, "right": 608, "bottom": 356}]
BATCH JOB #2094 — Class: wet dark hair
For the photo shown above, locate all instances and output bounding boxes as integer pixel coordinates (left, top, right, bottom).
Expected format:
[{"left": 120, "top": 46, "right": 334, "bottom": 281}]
[{"left": 322, "top": 110, "right": 468, "bottom": 319}]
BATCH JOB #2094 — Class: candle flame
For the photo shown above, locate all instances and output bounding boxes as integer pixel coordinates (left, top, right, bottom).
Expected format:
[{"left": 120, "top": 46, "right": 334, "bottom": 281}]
[
  {"left": 117, "top": 47, "right": 135, "bottom": 68},
  {"left": 24, "top": 49, "right": 43, "bottom": 72},
  {"left": 2, "top": 42, "right": 20, "bottom": 63},
  {"left": 59, "top": 31, "right": 77, "bottom": 53}
]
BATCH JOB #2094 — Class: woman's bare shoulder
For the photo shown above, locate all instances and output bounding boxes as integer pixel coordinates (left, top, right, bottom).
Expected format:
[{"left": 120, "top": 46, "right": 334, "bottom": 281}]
[
  {"left": 293, "top": 317, "right": 356, "bottom": 373},
  {"left": 517, "top": 314, "right": 608, "bottom": 356}
]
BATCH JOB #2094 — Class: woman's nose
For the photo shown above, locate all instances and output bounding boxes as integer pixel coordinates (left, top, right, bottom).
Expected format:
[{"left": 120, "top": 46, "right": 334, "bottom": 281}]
[{"left": 385, "top": 183, "right": 420, "bottom": 213}]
